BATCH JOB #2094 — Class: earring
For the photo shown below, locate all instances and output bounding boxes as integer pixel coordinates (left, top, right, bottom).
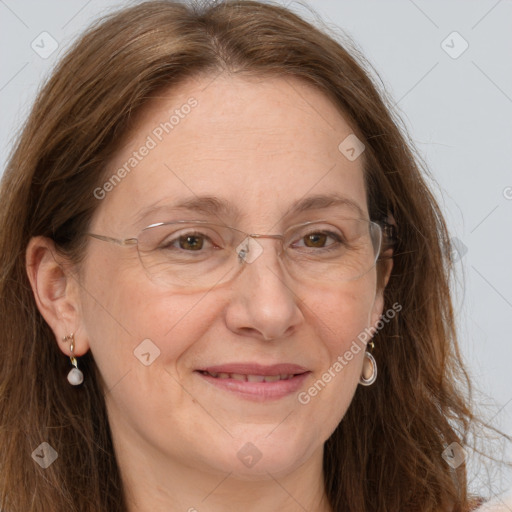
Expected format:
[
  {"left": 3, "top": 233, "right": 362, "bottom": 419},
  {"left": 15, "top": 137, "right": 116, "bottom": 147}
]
[
  {"left": 359, "top": 342, "right": 377, "bottom": 386},
  {"left": 63, "top": 333, "right": 84, "bottom": 386}
]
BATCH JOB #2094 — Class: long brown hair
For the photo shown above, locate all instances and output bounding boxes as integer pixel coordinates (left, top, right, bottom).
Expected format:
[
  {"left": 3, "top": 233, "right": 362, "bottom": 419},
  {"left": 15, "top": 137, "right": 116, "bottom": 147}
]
[{"left": 0, "top": 1, "right": 488, "bottom": 510}]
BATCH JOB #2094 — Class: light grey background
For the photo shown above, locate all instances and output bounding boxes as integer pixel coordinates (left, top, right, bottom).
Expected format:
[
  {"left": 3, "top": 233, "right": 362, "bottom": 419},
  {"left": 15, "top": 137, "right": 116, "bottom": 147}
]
[{"left": 1, "top": 0, "right": 511, "bottom": 500}]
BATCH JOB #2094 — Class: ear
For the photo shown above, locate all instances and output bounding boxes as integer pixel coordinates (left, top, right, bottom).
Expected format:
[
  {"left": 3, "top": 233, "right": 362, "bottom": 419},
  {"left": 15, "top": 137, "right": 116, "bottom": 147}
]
[
  {"left": 25, "top": 236, "right": 90, "bottom": 357},
  {"left": 370, "top": 249, "right": 394, "bottom": 327}
]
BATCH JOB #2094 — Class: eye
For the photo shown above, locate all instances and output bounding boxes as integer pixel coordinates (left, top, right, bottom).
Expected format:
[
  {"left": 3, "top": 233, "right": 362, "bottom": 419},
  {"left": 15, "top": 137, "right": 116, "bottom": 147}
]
[
  {"left": 176, "top": 233, "right": 206, "bottom": 251},
  {"left": 160, "top": 230, "right": 217, "bottom": 252},
  {"left": 292, "top": 229, "right": 344, "bottom": 250}
]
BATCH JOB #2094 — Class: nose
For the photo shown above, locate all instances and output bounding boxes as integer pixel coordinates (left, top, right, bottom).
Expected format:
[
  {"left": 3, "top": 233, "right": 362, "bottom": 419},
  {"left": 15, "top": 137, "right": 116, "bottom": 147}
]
[{"left": 224, "top": 237, "right": 304, "bottom": 341}]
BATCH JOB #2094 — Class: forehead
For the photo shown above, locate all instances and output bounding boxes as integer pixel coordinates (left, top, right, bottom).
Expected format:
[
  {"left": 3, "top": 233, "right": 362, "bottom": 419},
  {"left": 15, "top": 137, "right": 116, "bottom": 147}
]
[{"left": 93, "top": 74, "right": 368, "bottom": 232}]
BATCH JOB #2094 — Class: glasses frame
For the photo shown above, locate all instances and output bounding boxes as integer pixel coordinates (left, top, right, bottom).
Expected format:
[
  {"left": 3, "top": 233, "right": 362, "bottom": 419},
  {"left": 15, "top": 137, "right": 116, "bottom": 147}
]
[{"left": 86, "top": 218, "right": 386, "bottom": 287}]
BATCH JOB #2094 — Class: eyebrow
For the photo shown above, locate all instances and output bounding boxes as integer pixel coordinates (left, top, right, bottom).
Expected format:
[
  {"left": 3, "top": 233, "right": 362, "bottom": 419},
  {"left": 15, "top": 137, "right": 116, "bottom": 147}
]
[{"left": 133, "top": 193, "right": 366, "bottom": 225}]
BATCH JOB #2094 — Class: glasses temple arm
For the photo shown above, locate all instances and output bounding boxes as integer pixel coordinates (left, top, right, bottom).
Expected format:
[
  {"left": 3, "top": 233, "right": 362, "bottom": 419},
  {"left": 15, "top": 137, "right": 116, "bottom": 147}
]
[{"left": 87, "top": 233, "right": 137, "bottom": 246}]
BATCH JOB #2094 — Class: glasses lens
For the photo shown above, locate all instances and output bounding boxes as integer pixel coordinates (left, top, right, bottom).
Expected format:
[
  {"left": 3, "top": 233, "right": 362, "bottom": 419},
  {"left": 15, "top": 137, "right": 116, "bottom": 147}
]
[
  {"left": 283, "top": 218, "right": 381, "bottom": 283},
  {"left": 136, "top": 219, "right": 381, "bottom": 289},
  {"left": 137, "top": 222, "right": 242, "bottom": 289}
]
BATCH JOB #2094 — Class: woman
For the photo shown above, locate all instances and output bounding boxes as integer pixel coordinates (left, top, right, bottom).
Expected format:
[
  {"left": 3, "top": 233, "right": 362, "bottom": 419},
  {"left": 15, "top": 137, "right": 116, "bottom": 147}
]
[{"left": 0, "top": 1, "right": 500, "bottom": 510}]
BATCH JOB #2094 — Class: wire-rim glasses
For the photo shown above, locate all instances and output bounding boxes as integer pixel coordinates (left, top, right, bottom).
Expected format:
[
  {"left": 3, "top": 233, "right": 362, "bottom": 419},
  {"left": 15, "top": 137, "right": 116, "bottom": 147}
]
[{"left": 87, "top": 218, "right": 383, "bottom": 291}]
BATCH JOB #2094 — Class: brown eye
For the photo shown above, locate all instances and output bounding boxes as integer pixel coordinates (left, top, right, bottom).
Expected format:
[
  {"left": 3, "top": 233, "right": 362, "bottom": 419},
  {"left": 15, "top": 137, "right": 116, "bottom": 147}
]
[
  {"left": 303, "top": 233, "right": 328, "bottom": 248},
  {"left": 178, "top": 234, "right": 204, "bottom": 251},
  {"left": 158, "top": 231, "right": 214, "bottom": 252},
  {"left": 295, "top": 230, "right": 342, "bottom": 250}
]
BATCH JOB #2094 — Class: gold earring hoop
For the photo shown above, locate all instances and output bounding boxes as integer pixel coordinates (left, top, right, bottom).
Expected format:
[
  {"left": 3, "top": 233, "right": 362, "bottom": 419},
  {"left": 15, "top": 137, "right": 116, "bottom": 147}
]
[
  {"left": 63, "top": 333, "right": 84, "bottom": 386},
  {"left": 359, "top": 341, "right": 377, "bottom": 386}
]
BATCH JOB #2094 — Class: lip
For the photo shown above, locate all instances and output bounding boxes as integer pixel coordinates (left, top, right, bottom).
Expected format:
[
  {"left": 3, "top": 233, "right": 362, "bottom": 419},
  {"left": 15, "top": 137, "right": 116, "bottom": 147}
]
[
  {"left": 197, "top": 363, "right": 309, "bottom": 376},
  {"left": 194, "top": 363, "right": 311, "bottom": 402}
]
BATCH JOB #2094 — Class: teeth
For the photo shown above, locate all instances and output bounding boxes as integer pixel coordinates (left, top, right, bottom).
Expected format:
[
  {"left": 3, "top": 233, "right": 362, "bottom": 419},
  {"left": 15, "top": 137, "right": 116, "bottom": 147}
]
[
  {"left": 247, "top": 375, "right": 265, "bottom": 382},
  {"left": 262, "top": 375, "right": 281, "bottom": 382},
  {"left": 203, "top": 371, "right": 296, "bottom": 382}
]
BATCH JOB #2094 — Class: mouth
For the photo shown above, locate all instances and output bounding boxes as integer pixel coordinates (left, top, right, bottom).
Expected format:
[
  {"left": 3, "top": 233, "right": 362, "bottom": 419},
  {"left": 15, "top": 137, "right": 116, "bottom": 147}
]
[
  {"left": 194, "top": 363, "right": 311, "bottom": 402},
  {"left": 199, "top": 371, "right": 299, "bottom": 382}
]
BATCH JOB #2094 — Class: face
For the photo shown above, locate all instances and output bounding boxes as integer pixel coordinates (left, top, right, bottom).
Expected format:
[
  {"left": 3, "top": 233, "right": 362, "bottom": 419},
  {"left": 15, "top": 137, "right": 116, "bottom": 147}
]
[{"left": 65, "top": 75, "right": 387, "bottom": 479}]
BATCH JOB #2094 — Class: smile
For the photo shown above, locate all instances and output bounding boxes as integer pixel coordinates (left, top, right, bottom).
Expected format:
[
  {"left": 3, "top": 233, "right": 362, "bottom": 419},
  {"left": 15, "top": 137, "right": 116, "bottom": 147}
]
[
  {"left": 200, "top": 371, "right": 297, "bottom": 382},
  {"left": 195, "top": 365, "right": 311, "bottom": 402}
]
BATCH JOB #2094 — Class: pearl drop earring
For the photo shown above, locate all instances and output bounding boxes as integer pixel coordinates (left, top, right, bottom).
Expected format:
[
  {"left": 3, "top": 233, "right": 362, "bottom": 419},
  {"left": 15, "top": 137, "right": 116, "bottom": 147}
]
[{"left": 63, "top": 333, "right": 84, "bottom": 386}]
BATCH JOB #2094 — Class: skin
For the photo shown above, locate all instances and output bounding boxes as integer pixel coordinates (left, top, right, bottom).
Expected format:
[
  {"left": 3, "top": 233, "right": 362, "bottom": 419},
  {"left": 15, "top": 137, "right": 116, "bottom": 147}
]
[{"left": 27, "top": 73, "right": 392, "bottom": 512}]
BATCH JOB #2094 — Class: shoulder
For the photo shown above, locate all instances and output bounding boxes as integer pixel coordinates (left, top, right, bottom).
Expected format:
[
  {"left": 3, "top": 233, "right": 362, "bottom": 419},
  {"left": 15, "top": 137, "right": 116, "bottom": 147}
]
[
  {"left": 470, "top": 492, "right": 512, "bottom": 511},
  {"left": 469, "top": 498, "right": 486, "bottom": 511}
]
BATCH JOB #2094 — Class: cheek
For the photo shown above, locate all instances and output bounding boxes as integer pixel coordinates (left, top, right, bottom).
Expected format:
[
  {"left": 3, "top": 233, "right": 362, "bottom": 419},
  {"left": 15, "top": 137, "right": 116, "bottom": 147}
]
[
  {"left": 306, "top": 277, "right": 378, "bottom": 355},
  {"left": 297, "top": 278, "right": 378, "bottom": 422},
  {"left": 79, "top": 252, "right": 224, "bottom": 393}
]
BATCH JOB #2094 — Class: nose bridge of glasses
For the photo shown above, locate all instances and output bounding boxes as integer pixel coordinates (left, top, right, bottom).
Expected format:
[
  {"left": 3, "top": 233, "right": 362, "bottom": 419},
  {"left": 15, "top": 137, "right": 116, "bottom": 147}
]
[
  {"left": 232, "top": 232, "right": 286, "bottom": 266},
  {"left": 249, "top": 233, "right": 284, "bottom": 243},
  {"left": 247, "top": 233, "right": 285, "bottom": 256}
]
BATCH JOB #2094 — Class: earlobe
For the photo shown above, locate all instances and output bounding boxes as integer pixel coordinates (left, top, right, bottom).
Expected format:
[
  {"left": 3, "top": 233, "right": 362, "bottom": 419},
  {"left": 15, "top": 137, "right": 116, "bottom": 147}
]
[{"left": 25, "top": 236, "right": 89, "bottom": 356}]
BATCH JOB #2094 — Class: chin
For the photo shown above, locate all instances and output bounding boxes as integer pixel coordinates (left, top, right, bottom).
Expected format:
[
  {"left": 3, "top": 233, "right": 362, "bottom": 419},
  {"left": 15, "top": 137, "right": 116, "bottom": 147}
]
[{"left": 202, "top": 431, "right": 319, "bottom": 480}]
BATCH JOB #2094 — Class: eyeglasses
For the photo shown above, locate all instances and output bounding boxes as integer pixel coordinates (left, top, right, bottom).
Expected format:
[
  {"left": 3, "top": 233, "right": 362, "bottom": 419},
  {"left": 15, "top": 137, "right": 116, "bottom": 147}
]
[{"left": 87, "top": 218, "right": 383, "bottom": 291}]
